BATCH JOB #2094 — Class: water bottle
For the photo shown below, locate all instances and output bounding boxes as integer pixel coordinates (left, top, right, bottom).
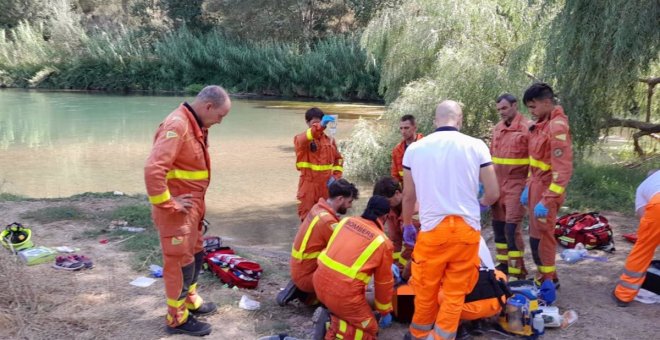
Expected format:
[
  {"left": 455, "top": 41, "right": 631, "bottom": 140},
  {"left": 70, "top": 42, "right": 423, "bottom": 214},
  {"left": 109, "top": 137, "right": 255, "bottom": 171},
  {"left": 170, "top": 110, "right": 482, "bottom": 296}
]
[{"left": 533, "top": 313, "right": 545, "bottom": 335}]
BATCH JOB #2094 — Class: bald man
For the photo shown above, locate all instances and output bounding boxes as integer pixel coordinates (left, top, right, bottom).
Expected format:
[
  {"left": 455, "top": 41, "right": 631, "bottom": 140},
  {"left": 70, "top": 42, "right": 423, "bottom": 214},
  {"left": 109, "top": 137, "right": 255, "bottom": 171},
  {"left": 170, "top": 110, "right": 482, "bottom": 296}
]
[
  {"left": 401, "top": 101, "right": 499, "bottom": 340},
  {"left": 145, "top": 85, "right": 231, "bottom": 336}
]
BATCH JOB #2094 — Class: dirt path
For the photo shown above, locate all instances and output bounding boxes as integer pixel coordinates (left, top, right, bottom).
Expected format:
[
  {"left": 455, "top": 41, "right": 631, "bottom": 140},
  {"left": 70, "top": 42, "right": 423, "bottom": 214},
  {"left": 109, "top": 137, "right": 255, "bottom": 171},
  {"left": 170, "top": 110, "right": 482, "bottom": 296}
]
[{"left": 0, "top": 197, "right": 658, "bottom": 340}]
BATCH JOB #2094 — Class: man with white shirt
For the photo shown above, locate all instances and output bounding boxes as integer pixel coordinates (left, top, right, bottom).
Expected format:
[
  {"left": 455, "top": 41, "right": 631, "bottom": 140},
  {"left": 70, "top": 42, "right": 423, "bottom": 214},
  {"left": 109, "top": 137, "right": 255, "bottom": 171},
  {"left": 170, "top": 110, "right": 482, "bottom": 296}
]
[
  {"left": 401, "top": 100, "right": 499, "bottom": 340},
  {"left": 613, "top": 169, "right": 660, "bottom": 306}
]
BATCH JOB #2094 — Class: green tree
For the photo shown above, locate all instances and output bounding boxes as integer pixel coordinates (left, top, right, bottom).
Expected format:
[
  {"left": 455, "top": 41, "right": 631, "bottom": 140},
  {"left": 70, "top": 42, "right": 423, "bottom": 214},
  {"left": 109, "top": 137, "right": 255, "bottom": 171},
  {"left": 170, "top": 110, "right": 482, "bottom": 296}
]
[
  {"left": 162, "top": 0, "right": 209, "bottom": 32},
  {"left": 541, "top": 0, "right": 660, "bottom": 154},
  {"left": 345, "top": 0, "right": 546, "bottom": 180}
]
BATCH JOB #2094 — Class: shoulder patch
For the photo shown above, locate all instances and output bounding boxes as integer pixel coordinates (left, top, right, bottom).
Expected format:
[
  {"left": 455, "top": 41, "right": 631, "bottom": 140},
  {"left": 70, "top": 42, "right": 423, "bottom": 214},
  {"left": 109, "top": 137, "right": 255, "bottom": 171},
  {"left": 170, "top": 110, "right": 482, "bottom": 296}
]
[
  {"left": 554, "top": 133, "right": 567, "bottom": 141},
  {"left": 165, "top": 130, "right": 178, "bottom": 139}
]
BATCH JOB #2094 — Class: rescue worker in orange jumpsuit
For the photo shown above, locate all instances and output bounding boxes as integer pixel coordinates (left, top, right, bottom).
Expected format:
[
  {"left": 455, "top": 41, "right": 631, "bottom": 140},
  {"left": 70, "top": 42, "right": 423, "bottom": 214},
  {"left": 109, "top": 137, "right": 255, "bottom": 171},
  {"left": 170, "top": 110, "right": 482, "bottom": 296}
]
[
  {"left": 520, "top": 83, "right": 573, "bottom": 288},
  {"left": 372, "top": 176, "right": 412, "bottom": 279},
  {"left": 313, "top": 196, "right": 395, "bottom": 340},
  {"left": 144, "top": 86, "right": 231, "bottom": 336},
  {"left": 295, "top": 107, "right": 344, "bottom": 221},
  {"left": 401, "top": 100, "right": 500, "bottom": 340},
  {"left": 441, "top": 238, "right": 509, "bottom": 338},
  {"left": 489, "top": 93, "right": 530, "bottom": 279},
  {"left": 391, "top": 114, "right": 423, "bottom": 183},
  {"left": 613, "top": 169, "right": 660, "bottom": 306},
  {"left": 277, "top": 179, "right": 359, "bottom": 306}
]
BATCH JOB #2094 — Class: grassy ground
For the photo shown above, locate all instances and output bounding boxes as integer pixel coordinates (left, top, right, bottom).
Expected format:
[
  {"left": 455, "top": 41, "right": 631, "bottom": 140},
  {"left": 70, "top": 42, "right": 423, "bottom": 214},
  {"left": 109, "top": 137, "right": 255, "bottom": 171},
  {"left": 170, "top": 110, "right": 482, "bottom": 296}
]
[{"left": 564, "top": 161, "right": 656, "bottom": 214}]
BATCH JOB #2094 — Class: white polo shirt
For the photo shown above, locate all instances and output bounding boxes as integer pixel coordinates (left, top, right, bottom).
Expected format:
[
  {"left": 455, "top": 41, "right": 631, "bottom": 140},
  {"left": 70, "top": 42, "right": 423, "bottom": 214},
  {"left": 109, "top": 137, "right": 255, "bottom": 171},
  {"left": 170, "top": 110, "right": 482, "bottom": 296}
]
[
  {"left": 635, "top": 170, "right": 660, "bottom": 215},
  {"left": 402, "top": 126, "right": 492, "bottom": 231}
]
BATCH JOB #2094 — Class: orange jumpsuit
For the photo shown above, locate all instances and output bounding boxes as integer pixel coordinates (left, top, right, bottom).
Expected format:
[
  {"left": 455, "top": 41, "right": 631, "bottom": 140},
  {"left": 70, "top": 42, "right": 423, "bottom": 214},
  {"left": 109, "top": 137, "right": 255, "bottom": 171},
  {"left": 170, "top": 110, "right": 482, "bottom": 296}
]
[
  {"left": 490, "top": 113, "right": 530, "bottom": 279},
  {"left": 144, "top": 103, "right": 210, "bottom": 327},
  {"left": 391, "top": 134, "right": 423, "bottom": 183},
  {"left": 615, "top": 193, "right": 660, "bottom": 302},
  {"left": 290, "top": 198, "right": 339, "bottom": 293},
  {"left": 313, "top": 217, "right": 394, "bottom": 340},
  {"left": 294, "top": 123, "right": 343, "bottom": 221},
  {"left": 439, "top": 270, "right": 507, "bottom": 321},
  {"left": 527, "top": 106, "right": 573, "bottom": 282},
  {"left": 409, "top": 216, "right": 481, "bottom": 340}
]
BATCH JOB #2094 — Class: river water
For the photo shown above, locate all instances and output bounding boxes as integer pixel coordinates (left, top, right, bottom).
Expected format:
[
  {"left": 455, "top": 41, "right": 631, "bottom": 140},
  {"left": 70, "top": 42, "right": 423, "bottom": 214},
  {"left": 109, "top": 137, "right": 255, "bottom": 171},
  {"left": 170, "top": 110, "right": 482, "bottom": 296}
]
[{"left": 0, "top": 89, "right": 382, "bottom": 246}]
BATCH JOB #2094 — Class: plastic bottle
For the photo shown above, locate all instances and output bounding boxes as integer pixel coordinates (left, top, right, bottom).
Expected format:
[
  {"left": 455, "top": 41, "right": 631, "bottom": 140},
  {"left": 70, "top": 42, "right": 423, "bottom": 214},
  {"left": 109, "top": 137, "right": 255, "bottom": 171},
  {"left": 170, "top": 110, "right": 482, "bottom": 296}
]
[{"left": 532, "top": 313, "right": 545, "bottom": 335}]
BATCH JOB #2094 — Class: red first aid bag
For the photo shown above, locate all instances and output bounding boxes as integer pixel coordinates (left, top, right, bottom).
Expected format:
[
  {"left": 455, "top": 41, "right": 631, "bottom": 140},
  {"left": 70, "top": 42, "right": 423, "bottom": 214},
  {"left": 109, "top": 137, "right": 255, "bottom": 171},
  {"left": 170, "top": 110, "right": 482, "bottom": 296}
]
[
  {"left": 203, "top": 247, "right": 263, "bottom": 289},
  {"left": 554, "top": 212, "right": 614, "bottom": 251}
]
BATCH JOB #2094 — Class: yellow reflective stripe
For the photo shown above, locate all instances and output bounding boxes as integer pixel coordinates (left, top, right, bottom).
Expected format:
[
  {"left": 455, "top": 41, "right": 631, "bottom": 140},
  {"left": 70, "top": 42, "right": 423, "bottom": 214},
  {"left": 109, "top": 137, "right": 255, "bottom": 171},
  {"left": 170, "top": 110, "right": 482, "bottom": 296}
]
[
  {"left": 167, "top": 298, "right": 185, "bottom": 308},
  {"left": 509, "top": 267, "right": 522, "bottom": 274},
  {"left": 508, "top": 251, "right": 524, "bottom": 257},
  {"left": 185, "top": 295, "right": 203, "bottom": 310},
  {"left": 319, "top": 219, "right": 385, "bottom": 284},
  {"left": 529, "top": 157, "right": 551, "bottom": 171},
  {"left": 392, "top": 252, "right": 401, "bottom": 260},
  {"left": 292, "top": 216, "right": 321, "bottom": 260},
  {"left": 549, "top": 183, "right": 565, "bottom": 194},
  {"left": 189, "top": 283, "right": 198, "bottom": 293},
  {"left": 492, "top": 157, "right": 530, "bottom": 165},
  {"left": 355, "top": 328, "right": 363, "bottom": 340},
  {"left": 398, "top": 257, "right": 408, "bottom": 266},
  {"left": 149, "top": 190, "right": 171, "bottom": 204},
  {"left": 496, "top": 254, "right": 509, "bottom": 261},
  {"left": 306, "top": 128, "right": 313, "bottom": 141},
  {"left": 166, "top": 169, "right": 209, "bottom": 180},
  {"left": 539, "top": 265, "right": 556, "bottom": 274},
  {"left": 332, "top": 165, "right": 344, "bottom": 172},
  {"left": 296, "top": 162, "right": 334, "bottom": 171},
  {"left": 339, "top": 319, "right": 347, "bottom": 333},
  {"left": 398, "top": 170, "right": 404, "bottom": 177},
  {"left": 166, "top": 308, "right": 189, "bottom": 323},
  {"left": 375, "top": 300, "right": 392, "bottom": 311},
  {"left": 495, "top": 243, "right": 508, "bottom": 250},
  {"left": 559, "top": 236, "right": 575, "bottom": 243}
]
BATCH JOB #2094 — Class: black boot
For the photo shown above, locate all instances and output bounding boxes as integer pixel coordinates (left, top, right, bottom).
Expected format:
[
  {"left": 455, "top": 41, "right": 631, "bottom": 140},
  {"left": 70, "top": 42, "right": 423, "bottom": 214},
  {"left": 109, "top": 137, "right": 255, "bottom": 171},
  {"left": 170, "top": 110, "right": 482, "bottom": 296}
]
[
  {"left": 456, "top": 324, "right": 472, "bottom": 340},
  {"left": 312, "top": 306, "right": 329, "bottom": 340},
  {"left": 276, "top": 280, "right": 306, "bottom": 306},
  {"left": 166, "top": 314, "right": 212, "bottom": 336},
  {"left": 189, "top": 301, "right": 218, "bottom": 316}
]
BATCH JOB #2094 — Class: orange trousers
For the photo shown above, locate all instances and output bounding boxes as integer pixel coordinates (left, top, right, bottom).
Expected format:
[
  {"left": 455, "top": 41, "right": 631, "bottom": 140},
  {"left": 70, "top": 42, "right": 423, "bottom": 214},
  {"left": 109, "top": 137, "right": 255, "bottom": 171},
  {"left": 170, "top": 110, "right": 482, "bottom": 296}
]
[
  {"left": 409, "top": 216, "right": 480, "bottom": 340},
  {"left": 615, "top": 193, "right": 660, "bottom": 302},
  {"left": 439, "top": 291, "right": 502, "bottom": 321},
  {"left": 325, "top": 314, "right": 377, "bottom": 340},
  {"left": 528, "top": 181, "right": 560, "bottom": 281},
  {"left": 297, "top": 178, "right": 329, "bottom": 221},
  {"left": 159, "top": 196, "right": 206, "bottom": 327}
]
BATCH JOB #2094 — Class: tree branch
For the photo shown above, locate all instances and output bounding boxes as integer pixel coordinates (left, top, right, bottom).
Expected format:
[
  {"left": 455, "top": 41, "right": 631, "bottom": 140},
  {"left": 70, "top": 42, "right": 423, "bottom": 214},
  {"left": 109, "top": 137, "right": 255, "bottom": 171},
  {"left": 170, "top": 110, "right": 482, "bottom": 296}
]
[{"left": 605, "top": 118, "right": 660, "bottom": 156}]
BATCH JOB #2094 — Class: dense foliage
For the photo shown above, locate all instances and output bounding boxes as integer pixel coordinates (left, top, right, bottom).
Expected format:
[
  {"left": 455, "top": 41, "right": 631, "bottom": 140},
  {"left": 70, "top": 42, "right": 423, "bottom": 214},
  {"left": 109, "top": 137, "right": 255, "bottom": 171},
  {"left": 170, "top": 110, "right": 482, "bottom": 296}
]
[
  {"left": 343, "top": 0, "right": 659, "bottom": 180},
  {"left": 0, "top": 0, "right": 383, "bottom": 100}
]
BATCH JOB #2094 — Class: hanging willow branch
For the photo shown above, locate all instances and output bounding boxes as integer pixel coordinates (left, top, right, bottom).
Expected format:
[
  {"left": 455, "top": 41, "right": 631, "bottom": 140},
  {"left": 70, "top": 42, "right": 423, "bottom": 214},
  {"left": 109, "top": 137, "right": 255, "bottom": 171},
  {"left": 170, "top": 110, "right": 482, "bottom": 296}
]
[{"left": 639, "top": 77, "right": 660, "bottom": 123}]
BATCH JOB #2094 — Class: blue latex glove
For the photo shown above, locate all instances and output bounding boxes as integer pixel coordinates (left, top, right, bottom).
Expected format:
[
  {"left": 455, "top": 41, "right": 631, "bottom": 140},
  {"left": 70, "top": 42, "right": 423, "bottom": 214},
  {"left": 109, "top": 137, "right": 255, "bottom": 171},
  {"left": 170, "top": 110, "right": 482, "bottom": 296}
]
[
  {"left": 520, "top": 186, "right": 529, "bottom": 205},
  {"left": 479, "top": 203, "right": 490, "bottom": 213},
  {"left": 402, "top": 224, "right": 417, "bottom": 247},
  {"left": 391, "top": 264, "right": 402, "bottom": 284},
  {"left": 379, "top": 313, "right": 392, "bottom": 328},
  {"left": 327, "top": 176, "right": 336, "bottom": 188},
  {"left": 478, "top": 183, "right": 484, "bottom": 199},
  {"left": 321, "top": 115, "right": 335, "bottom": 127},
  {"left": 539, "top": 279, "right": 557, "bottom": 305},
  {"left": 534, "top": 202, "right": 549, "bottom": 218}
]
